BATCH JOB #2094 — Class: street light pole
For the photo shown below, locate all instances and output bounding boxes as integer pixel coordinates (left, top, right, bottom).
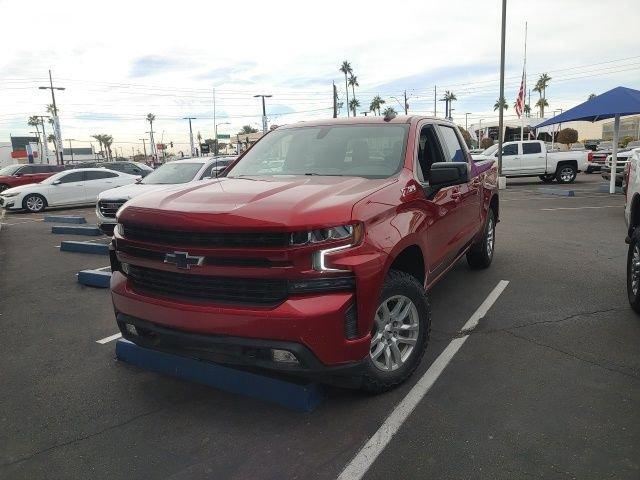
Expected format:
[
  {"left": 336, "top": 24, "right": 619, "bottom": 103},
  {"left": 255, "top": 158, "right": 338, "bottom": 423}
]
[
  {"left": 465, "top": 112, "right": 471, "bottom": 132},
  {"left": 38, "top": 70, "right": 65, "bottom": 164},
  {"left": 183, "top": 117, "right": 196, "bottom": 157},
  {"left": 497, "top": 0, "right": 507, "bottom": 187},
  {"left": 254, "top": 94, "right": 272, "bottom": 134},
  {"left": 139, "top": 138, "right": 147, "bottom": 160},
  {"left": 36, "top": 116, "right": 51, "bottom": 163}
]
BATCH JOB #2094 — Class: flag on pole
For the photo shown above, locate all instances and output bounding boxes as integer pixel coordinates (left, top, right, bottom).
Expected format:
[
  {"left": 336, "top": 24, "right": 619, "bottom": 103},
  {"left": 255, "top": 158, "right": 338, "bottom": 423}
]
[{"left": 515, "top": 69, "right": 526, "bottom": 118}]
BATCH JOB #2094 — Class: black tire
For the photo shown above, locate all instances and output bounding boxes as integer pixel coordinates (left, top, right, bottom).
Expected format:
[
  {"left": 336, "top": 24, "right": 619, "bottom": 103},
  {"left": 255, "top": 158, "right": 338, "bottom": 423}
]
[
  {"left": 556, "top": 164, "right": 577, "bottom": 184},
  {"left": 0, "top": 184, "right": 9, "bottom": 193},
  {"left": 22, "top": 193, "right": 47, "bottom": 213},
  {"left": 467, "top": 208, "right": 496, "bottom": 269},
  {"left": 360, "top": 270, "right": 431, "bottom": 393},
  {"left": 539, "top": 174, "right": 555, "bottom": 183},
  {"left": 627, "top": 230, "right": 640, "bottom": 314}
]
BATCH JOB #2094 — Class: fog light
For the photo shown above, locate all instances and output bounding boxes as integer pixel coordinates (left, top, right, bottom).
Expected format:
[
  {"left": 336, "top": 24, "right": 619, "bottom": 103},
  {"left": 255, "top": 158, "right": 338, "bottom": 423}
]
[
  {"left": 271, "top": 349, "right": 299, "bottom": 364},
  {"left": 124, "top": 323, "right": 137, "bottom": 336}
]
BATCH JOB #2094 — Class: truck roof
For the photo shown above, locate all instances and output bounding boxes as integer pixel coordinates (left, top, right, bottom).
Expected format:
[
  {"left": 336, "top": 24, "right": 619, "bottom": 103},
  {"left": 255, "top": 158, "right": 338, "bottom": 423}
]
[{"left": 279, "top": 115, "right": 453, "bottom": 129}]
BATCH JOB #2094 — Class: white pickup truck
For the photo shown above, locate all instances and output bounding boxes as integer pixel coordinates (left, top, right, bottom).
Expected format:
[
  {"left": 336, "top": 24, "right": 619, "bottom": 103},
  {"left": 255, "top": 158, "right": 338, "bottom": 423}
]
[{"left": 472, "top": 140, "right": 591, "bottom": 184}]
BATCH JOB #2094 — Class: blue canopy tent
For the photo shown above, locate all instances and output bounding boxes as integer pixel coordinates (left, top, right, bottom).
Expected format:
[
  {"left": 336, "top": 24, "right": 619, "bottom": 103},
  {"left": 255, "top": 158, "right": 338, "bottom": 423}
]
[{"left": 535, "top": 86, "right": 640, "bottom": 193}]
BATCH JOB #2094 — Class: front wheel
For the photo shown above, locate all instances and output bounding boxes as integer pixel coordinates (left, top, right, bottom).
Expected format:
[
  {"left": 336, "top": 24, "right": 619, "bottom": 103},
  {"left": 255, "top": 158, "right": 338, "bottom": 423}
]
[
  {"left": 22, "top": 194, "right": 46, "bottom": 213},
  {"left": 539, "top": 174, "right": 555, "bottom": 183},
  {"left": 556, "top": 164, "right": 577, "bottom": 184},
  {"left": 361, "top": 270, "right": 431, "bottom": 393},
  {"left": 627, "top": 231, "right": 640, "bottom": 314}
]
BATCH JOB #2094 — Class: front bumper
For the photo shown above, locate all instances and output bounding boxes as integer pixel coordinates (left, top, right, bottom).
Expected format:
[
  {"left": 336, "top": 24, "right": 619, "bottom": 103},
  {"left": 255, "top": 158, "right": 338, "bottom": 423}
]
[{"left": 111, "top": 271, "right": 372, "bottom": 369}]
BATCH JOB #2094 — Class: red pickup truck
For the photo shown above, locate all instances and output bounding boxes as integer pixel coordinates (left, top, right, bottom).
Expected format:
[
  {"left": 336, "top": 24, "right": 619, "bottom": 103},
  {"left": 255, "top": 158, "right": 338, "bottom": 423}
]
[
  {"left": 0, "top": 164, "right": 65, "bottom": 192},
  {"left": 110, "top": 116, "right": 499, "bottom": 391}
]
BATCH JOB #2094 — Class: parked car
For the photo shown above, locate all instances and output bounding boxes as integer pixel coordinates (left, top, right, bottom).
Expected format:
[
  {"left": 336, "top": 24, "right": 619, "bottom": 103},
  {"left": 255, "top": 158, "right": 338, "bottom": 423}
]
[
  {"left": 0, "top": 164, "right": 65, "bottom": 193},
  {"left": 96, "top": 156, "right": 236, "bottom": 235},
  {"left": 623, "top": 148, "right": 640, "bottom": 312},
  {"left": 71, "top": 161, "right": 154, "bottom": 177},
  {"left": 472, "top": 140, "right": 590, "bottom": 183},
  {"left": 601, "top": 150, "right": 634, "bottom": 186},
  {"left": 586, "top": 151, "right": 608, "bottom": 173},
  {"left": 0, "top": 168, "right": 139, "bottom": 213},
  {"left": 109, "top": 116, "right": 499, "bottom": 391}
]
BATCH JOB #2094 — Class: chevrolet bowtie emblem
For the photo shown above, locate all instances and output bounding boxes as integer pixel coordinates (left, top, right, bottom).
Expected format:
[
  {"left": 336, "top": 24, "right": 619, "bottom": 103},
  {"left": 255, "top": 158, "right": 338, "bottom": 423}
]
[{"left": 164, "top": 251, "right": 204, "bottom": 269}]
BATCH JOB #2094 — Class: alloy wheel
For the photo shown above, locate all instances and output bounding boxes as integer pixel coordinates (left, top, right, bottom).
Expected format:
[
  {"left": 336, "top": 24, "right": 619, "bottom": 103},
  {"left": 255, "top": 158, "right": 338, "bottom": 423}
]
[
  {"left": 370, "top": 295, "right": 419, "bottom": 371},
  {"left": 559, "top": 167, "right": 575, "bottom": 182},
  {"left": 486, "top": 217, "right": 494, "bottom": 258},
  {"left": 26, "top": 196, "right": 43, "bottom": 212},
  {"left": 631, "top": 244, "right": 640, "bottom": 296}
]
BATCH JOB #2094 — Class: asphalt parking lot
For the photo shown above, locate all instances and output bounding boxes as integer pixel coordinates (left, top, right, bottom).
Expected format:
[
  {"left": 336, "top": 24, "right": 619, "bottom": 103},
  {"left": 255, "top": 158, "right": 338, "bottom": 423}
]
[{"left": 1, "top": 174, "right": 638, "bottom": 480}]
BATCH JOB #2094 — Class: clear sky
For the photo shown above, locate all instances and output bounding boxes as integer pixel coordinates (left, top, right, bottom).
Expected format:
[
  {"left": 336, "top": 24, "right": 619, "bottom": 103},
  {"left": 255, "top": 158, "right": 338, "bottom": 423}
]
[{"left": 1, "top": 0, "right": 639, "bottom": 154}]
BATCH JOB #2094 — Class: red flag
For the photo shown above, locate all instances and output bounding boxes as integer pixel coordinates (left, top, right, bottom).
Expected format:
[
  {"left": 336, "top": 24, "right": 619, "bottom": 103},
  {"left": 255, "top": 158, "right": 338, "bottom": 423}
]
[{"left": 515, "top": 69, "right": 526, "bottom": 118}]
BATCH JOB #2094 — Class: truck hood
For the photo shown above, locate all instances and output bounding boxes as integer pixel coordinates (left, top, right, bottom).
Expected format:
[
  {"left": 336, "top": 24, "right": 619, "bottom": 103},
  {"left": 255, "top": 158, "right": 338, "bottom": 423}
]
[
  {"left": 119, "top": 175, "right": 395, "bottom": 230},
  {"left": 97, "top": 183, "right": 176, "bottom": 201}
]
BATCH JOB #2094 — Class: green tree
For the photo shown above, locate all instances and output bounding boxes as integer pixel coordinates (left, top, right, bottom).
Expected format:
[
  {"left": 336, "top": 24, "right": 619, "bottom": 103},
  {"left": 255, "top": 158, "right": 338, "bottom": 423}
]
[
  {"left": 27, "top": 115, "right": 41, "bottom": 141},
  {"left": 535, "top": 97, "right": 549, "bottom": 115},
  {"left": 103, "top": 135, "right": 114, "bottom": 160},
  {"left": 382, "top": 106, "right": 397, "bottom": 117},
  {"left": 588, "top": 93, "right": 597, "bottom": 101},
  {"left": 458, "top": 127, "right": 472, "bottom": 148},
  {"left": 556, "top": 128, "right": 579, "bottom": 149},
  {"left": 349, "top": 98, "right": 360, "bottom": 117},
  {"left": 339, "top": 61, "right": 352, "bottom": 117},
  {"left": 494, "top": 97, "right": 508, "bottom": 111},
  {"left": 92, "top": 134, "right": 105, "bottom": 158},
  {"left": 441, "top": 91, "right": 457, "bottom": 118},
  {"left": 348, "top": 74, "right": 359, "bottom": 109},
  {"left": 238, "top": 125, "right": 258, "bottom": 134},
  {"left": 533, "top": 73, "right": 551, "bottom": 117},
  {"left": 369, "top": 95, "right": 385, "bottom": 115},
  {"left": 524, "top": 104, "right": 531, "bottom": 117},
  {"left": 621, "top": 136, "right": 635, "bottom": 148}
]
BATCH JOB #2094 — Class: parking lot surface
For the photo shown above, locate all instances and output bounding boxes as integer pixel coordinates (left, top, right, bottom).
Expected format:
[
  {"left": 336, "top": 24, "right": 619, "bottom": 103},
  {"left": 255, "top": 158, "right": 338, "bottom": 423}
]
[{"left": 1, "top": 175, "right": 638, "bottom": 479}]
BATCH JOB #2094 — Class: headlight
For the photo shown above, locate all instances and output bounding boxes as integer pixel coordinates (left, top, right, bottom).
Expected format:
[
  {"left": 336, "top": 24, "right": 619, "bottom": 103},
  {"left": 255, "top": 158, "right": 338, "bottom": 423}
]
[
  {"left": 1, "top": 192, "right": 19, "bottom": 198},
  {"left": 115, "top": 223, "right": 124, "bottom": 236},
  {"left": 290, "top": 224, "right": 362, "bottom": 246}
]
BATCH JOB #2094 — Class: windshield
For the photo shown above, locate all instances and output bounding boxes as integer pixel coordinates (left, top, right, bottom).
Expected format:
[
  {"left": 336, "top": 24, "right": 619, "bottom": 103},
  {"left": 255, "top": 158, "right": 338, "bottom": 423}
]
[
  {"left": 227, "top": 124, "right": 409, "bottom": 179},
  {"left": 141, "top": 162, "right": 204, "bottom": 184},
  {"left": 0, "top": 165, "right": 21, "bottom": 176},
  {"left": 481, "top": 144, "right": 499, "bottom": 156}
]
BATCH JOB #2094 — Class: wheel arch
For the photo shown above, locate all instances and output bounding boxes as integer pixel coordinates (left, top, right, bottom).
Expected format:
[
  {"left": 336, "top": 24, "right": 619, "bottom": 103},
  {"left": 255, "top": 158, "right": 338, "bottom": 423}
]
[
  {"left": 629, "top": 193, "right": 640, "bottom": 237},
  {"left": 22, "top": 192, "right": 48, "bottom": 211},
  {"left": 384, "top": 242, "right": 426, "bottom": 287}
]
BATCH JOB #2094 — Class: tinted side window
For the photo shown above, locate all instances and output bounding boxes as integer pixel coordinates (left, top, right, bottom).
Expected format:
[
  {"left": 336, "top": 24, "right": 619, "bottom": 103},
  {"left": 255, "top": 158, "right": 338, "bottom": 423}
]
[
  {"left": 200, "top": 164, "right": 215, "bottom": 179},
  {"left": 522, "top": 142, "right": 542, "bottom": 154},
  {"left": 106, "top": 164, "right": 125, "bottom": 172},
  {"left": 32, "top": 165, "right": 50, "bottom": 173},
  {"left": 20, "top": 166, "right": 36, "bottom": 174},
  {"left": 86, "top": 171, "right": 118, "bottom": 180},
  {"left": 503, "top": 144, "right": 519, "bottom": 156},
  {"left": 59, "top": 172, "right": 85, "bottom": 183},
  {"left": 438, "top": 126, "right": 466, "bottom": 162}
]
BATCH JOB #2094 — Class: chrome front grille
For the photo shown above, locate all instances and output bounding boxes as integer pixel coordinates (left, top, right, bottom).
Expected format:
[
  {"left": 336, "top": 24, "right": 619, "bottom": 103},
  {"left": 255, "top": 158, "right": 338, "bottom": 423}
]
[{"left": 98, "top": 199, "right": 127, "bottom": 218}]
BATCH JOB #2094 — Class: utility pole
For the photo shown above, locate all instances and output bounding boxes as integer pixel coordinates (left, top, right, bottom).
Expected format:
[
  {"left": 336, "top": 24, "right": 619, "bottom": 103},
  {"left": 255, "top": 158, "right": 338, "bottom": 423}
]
[
  {"left": 131, "top": 146, "right": 135, "bottom": 160},
  {"left": 332, "top": 82, "right": 338, "bottom": 118},
  {"left": 254, "top": 94, "right": 272, "bottom": 134},
  {"left": 434, "top": 86, "right": 437, "bottom": 117},
  {"left": 403, "top": 90, "right": 408, "bottom": 115},
  {"left": 139, "top": 138, "right": 147, "bottom": 160},
  {"left": 465, "top": 112, "right": 471, "bottom": 132},
  {"left": 183, "top": 117, "right": 196, "bottom": 157},
  {"left": 67, "top": 139, "right": 75, "bottom": 162},
  {"left": 38, "top": 70, "right": 65, "bottom": 164},
  {"left": 497, "top": 0, "right": 507, "bottom": 185}
]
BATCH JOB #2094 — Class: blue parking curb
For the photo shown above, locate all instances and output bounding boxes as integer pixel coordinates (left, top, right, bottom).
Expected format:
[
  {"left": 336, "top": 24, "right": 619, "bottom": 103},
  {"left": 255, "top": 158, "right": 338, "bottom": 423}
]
[
  {"left": 60, "top": 241, "right": 109, "bottom": 255},
  {"left": 538, "top": 188, "right": 575, "bottom": 197},
  {"left": 52, "top": 225, "right": 102, "bottom": 236},
  {"left": 44, "top": 215, "right": 87, "bottom": 224},
  {"left": 597, "top": 183, "right": 623, "bottom": 194},
  {"left": 77, "top": 269, "right": 111, "bottom": 288},
  {"left": 115, "top": 339, "right": 325, "bottom": 412}
]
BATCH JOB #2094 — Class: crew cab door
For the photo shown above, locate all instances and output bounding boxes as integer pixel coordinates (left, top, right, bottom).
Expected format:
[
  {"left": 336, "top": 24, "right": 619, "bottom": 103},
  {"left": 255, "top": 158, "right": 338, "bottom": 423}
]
[
  {"left": 499, "top": 142, "right": 521, "bottom": 174},
  {"left": 414, "top": 123, "right": 465, "bottom": 279},
  {"left": 520, "top": 141, "right": 546, "bottom": 174},
  {"left": 436, "top": 124, "right": 481, "bottom": 248},
  {"left": 48, "top": 171, "right": 86, "bottom": 205}
]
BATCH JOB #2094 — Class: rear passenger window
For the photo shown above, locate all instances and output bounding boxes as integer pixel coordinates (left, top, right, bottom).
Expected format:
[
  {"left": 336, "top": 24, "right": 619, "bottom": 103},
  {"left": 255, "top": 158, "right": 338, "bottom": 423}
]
[
  {"left": 438, "top": 126, "right": 466, "bottom": 162},
  {"left": 59, "top": 172, "right": 85, "bottom": 183},
  {"left": 85, "top": 171, "right": 118, "bottom": 180},
  {"left": 522, "top": 142, "right": 542, "bottom": 154},
  {"left": 19, "top": 166, "right": 35, "bottom": 174}
]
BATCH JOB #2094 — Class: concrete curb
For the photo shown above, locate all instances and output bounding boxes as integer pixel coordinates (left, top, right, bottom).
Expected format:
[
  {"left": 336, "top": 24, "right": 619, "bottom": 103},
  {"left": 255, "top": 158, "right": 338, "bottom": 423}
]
[
  {"left": 537, "top": 188, "right": 575, "bottom": 197},
  {"left": 52, "top": 225, "right": 102, "bottom": 236},
  {"left": 77, "top": 269, "right": 111, "bottom": 288},
  {"left": 115, "top": 339, "right": 325, "bottom": 412},
  {"left": 60, "top": 241, "right": 109, "bottom": 255},
  {"left": 44, "top": 215, "right": 87, "bottom": 224}
]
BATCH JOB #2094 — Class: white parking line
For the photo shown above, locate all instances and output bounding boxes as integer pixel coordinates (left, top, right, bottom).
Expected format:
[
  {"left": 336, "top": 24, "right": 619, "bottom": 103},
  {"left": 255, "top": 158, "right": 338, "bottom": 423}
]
[
  {"left": 95, "top": 266, "right": 111, "bottom": 271},
  {"left": 337, "top": 280, "right": 510, "bottom": 480},
  {"left": 540, "top": 205, "right": 622, "bottom": 211},
  {"left": 96, "top": 332, "right": 122, "bottom": 344}
]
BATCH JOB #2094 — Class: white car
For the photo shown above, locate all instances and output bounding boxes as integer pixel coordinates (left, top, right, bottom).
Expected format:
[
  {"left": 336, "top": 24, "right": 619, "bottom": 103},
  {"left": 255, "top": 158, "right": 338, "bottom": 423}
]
[
  {"left": 0, "top": 168, "right": 139, "bottom": 213},
  {"left": 623, "top": 148, "right": 640, "bottom": 312},
  {"left": 472, "top": 140, "right": 589, "bottom": 184},
  {"left": 96, "top": 156, "right": 236, "bottom": 234}
]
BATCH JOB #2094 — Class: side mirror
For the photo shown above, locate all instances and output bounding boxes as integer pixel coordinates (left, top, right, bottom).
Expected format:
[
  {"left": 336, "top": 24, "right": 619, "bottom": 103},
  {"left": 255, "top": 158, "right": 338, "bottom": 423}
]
[
  {"left": 14, "top": 172, "right": 23, "bottom": 177},
  {"left": 429, "top": 162, "right": 469, "bottom": 187},
  {"left": 52, "top": 180, "right": 61, "bottom": 185}
]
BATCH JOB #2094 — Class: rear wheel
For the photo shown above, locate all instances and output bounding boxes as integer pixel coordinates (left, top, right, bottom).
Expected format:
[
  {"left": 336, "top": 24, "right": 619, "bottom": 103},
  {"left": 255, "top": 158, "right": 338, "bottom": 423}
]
[
  {"left": 22, "top": 194, "right": 46, "bottom": 213},
  {"left": 360, "top": 270, "right": 430, "bottom": 393},
  {"left": 627, "top": 230, "right": 640, "bottom": 314},
  {"left": 539, "top": 174, "right": 555, "bottom": 183},
  {"left": 0, "top": 184, "right": 9, "bottom": 193},
  {"left": 556, "top": 164, "right": 577, "bottom": 184},
  {"left": 467, "top": 209, "right": 496, "bottom": 269}
]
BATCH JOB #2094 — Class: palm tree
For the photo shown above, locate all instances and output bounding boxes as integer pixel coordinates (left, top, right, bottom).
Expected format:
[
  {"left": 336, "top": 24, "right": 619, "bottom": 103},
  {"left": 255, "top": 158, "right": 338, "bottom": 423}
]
[
  {"left": 524, "top": 104, "right": 531, "bottom": 117},
  {"left": 533, "top": 73, "right": 551, "bottom": 117},
  {"left": 494, "top": 97, "right": 508, "bottom": 111},
  {"left": 339, "top": 61, "right": 352, "bottom": 117},
  {"left": 535, "top": 98, "right": 549, "bottom": 116},
  {"left": 348, "top": 74, "right": 359, "bottom": 106},
  {"left": 92, "top": 134, "right": 105, "bottom": 158},
  {"left": 382, "top": 106, "right": 397, "bottom": 117},
  {"left": 146, "top": 113, "right": 156, "bottom": 156},
  {"left": 369, "top": 95, "right": 385, "bottom": 115},
  {"left": 349, "top": 98, "right": 360, "bottom": 117},
  {"left": 441, "top": 91, "right": 457, "bottom": 118},
  {"left": 239, "top": 125, "right": 258, "bottom": 134},
  {"left": 103, "top": 135, "right": 114, "bottom": 161},
  {"left": 27, "top": 115, "right": 41, "bottom": 140},
  {"left": 47, "top": 134, "right": 57, "bottom": 153},
  {"left": 588, "top": 93, "right": 597, "bottom": 100}
]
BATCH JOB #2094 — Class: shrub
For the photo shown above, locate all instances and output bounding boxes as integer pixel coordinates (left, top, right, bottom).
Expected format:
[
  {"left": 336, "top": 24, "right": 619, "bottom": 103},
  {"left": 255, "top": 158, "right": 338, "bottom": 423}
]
[
  {"left": 556, "top": 128, "right": 578, "bottom": 148},
  {"left": 480, "top": 138, "right": 494, "bottom": 149}
]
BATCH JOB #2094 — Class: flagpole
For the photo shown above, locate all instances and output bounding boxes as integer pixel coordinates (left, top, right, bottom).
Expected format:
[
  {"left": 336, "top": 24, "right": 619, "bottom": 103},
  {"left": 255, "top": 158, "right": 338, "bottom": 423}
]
[{"left": 521, "top": 22, "right": 527, "bottom": 141}]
